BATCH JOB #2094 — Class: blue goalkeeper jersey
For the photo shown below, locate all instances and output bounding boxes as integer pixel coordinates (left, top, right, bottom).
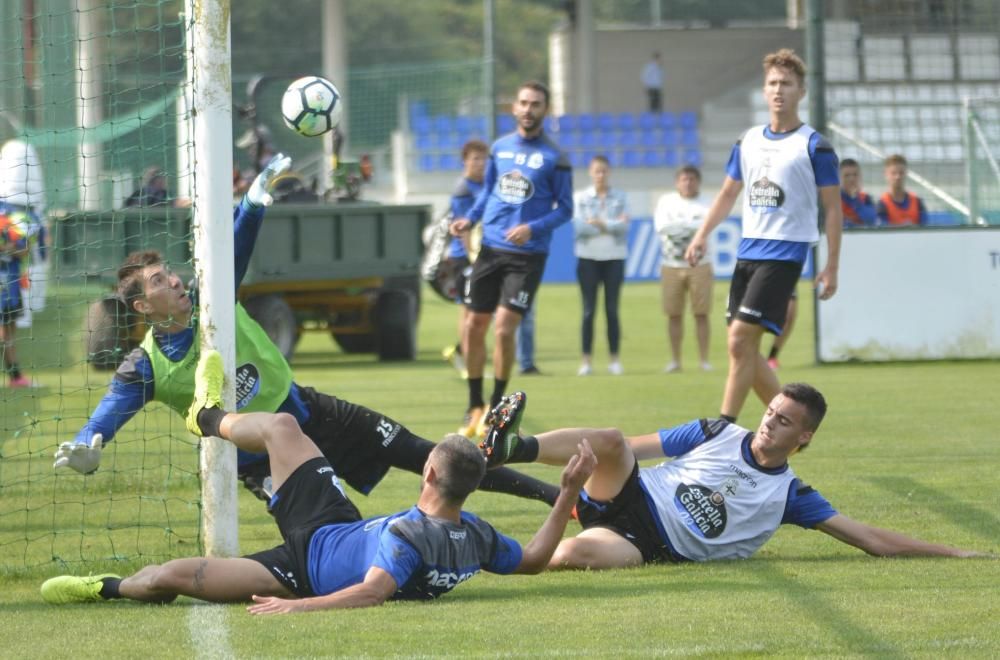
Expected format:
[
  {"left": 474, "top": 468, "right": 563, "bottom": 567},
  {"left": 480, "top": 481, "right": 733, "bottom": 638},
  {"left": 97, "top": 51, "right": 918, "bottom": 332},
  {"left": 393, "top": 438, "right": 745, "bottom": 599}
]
[
  {"left": 466, "top": 131, "right": 573, "bottom": 255},
  {"left": 307, "top": 505, "right": 523, "bottom": 600}
]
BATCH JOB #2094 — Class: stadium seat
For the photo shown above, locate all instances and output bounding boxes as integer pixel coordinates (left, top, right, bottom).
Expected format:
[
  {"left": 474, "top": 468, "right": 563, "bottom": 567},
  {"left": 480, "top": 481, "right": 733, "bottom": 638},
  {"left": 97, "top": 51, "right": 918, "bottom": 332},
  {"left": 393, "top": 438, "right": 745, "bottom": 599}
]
[
  {"left": 433, "top": 115, "right": 455, "bottom": 135},
  {"left": 640, "top": 129, "right": 662, "bottom": 149},
  {"left": 597, "top": 113, "right": 615, "bottom": 132},
  {"left": 556, "top": 114, "right": 577, "bottom": 132},
  {"left": 617, "top": 112, "right": 637, "bottom": 131},
  {"left": 679, "top": 111, "right": 698, "bottom": 130},
  {"left": 409, "top": 101, "right": 430, "bottom": 123},
  {"left": 617, "top": 129, "right": 639, "bottom": 148},
  {"left": 579, "top": 131, "right": 598, "bottom": 149},
  {"left": 607, "top": 150, "right": 625, "bottom": 168},
  {"left": 415, "top": 133, "right": 434, "bottom": 150},
  {"left": 559, "top": 131, "right": 579, "bottom": 149},
  {"left": 658, "top": 112, "right": 677, "bottom": 131},
  {"left": 681, "top": 128, "right": 699, "bottom": 148},
  {"left": 544, "top": 116, "right": 558, "bottom": 133},
  {"left": 598, "top": 131, "right": 617, "bottom": 150},
  {"left": 664, "top": 148, "right": 679, "bottom": 168},
  {"left": 436, "top": 132, "right": 461, "bottom": 149},
  {"left": 497, "top": 115, "right": 515, "bottom": 133},
  {"left": 578, "top": 113, "right": 596, "bottom": 132},
  {"left": 642, "top": 150, "right": 665, "bottom": 168},
  {"left": 569, "top": 150, "right": 587, "bottom": 169},
  {"left": 638, "top": 112, "right": 657, "bottom": 131},
  {"left": 412, "top": 115, "right": 433, "bottom": 135},
  {"left": 580, "top": 150, "right": 597, "bottom": 166},
  {"left": 622, "top": 150, "right": 642, "bottom": 168},
  {"left": 455, "top": 115, "right": 475, "bottom": 136},
  {"left": 438, "top": 153, "right": 461, "bottom": 171},
  {"left": 683, "top": 148, "right": 703, "bottom": 167},
  {"left": 418, "top": 153, "right": 436, "bottom": 172}
]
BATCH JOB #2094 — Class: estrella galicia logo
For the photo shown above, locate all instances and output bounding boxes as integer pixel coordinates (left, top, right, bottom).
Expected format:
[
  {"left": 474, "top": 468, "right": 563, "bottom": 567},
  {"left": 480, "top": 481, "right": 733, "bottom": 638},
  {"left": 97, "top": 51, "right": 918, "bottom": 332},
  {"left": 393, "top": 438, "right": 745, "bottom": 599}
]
[
  {"left": 748, "top": 177, "right": 785, "bottom": 209},
  {"left": 234, "top": 363, "right": 260, "bottom": 409},
  {"left": 497, "top": 169, "right": 534, "bottom": 204},
  {"left": 673, "top": 483, "right": 727, "bottom": 538}
]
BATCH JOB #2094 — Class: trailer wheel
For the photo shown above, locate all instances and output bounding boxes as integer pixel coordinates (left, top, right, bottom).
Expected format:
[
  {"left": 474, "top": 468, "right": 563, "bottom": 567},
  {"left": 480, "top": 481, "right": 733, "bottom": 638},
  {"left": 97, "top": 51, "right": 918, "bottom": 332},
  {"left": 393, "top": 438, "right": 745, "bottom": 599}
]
[
  {"left": 375, "top": 288, "right": 417, "bottom": 361},
  {"left": 331, "top": 332, "right": 375, "bottom": 354},
  {"left": 243, "top": 294, "right": 298, "bottom": 361}
]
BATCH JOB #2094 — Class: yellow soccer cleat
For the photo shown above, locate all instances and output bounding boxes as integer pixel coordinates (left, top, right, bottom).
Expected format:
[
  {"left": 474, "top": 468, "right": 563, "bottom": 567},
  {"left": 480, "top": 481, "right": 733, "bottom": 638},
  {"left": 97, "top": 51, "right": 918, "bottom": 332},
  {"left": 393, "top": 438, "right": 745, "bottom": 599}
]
[
  {"left": 40, "top": 574, "right": 120, "bottom": 604},
  {"left": 186, "top": 349, "right": 225, "bottom": 437},
  {"left": 458, "top": 405, "right": 486, "bottom": 439}
]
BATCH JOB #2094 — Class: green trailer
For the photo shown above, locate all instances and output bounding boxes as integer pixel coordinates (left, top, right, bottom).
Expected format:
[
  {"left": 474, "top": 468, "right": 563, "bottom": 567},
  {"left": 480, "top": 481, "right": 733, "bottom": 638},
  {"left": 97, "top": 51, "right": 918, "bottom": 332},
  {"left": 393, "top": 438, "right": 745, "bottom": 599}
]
[{"left": 54, "top": 202, "right": 430, "bottom": 365}]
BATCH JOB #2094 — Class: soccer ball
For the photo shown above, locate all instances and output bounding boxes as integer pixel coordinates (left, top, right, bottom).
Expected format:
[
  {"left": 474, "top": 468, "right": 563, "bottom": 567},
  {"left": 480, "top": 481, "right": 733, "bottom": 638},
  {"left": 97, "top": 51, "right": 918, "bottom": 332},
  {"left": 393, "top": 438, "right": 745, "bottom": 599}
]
[{"left": 281, "top": 76, "right": 342, "bottom": 137}]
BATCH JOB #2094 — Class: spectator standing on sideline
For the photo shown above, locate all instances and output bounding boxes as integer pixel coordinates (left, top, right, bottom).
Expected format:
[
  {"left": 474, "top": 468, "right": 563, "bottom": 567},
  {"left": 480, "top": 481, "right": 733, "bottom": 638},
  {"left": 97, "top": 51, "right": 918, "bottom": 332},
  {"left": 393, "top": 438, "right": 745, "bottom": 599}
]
[
  {"left": 441, "top": 140, "right": 489, "bottom": 377},
  {"left": 684, "top": 48, "right": 842, "bottom": 424},
  {"left": 839, "top": 158, "right": 877, "bottom": 228},
  {"left": 449, "top": 81, "right": 572, "bottom": 439},
  {"left": 124, "top": 166, "right": 170, "bottom": 208},
  {"left": 877, "top": 154, "right": 928, "bottom": 226},
  {"left": 573, "top": 155, "right": 629, "bottom": 376},
  {"left": 0, "top": 113, "right": 48, "bottom": 333},
  {"left": 653, "top": 165, "right": 712, "bottom": 374},
  {"left": 641, "top": 52, "right": 664, "bottom": 112}
]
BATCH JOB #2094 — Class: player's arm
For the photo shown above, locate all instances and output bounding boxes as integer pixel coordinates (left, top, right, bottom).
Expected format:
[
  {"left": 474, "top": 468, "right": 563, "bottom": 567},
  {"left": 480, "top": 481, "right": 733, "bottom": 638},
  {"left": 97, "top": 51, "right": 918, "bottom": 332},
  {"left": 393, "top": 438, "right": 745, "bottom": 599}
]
[
  {"left": 685, "top": 175, "right": 742, "bottom": 266},
  {"left": 525, "top": 160, "right": 574, "bottom": 238},
  {"left": 514, "top": 439, "right": 597, "bottom": 574},
  {"left": 246, "top": 566, "right": 398, "bottom": 615},
  {"left": 816, "top": 184, "right": 843, "bottom": 300},
  {"left": 815, "top": 514, "right": 987, "bottom": 558}
]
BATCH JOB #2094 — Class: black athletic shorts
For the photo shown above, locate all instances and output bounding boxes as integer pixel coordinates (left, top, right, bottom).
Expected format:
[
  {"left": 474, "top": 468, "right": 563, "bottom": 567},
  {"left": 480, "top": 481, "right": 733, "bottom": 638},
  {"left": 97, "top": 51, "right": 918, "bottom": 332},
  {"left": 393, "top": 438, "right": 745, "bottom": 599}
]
[
  {"left": 244, "top": 456, "right": 362, "bottom": 597},
  {"left": 575, "top": 461, "right": 685, "bottom": 564},
  {"left": 0, "top": 304, "right": 22, "bottom": 326},
  {"left": 298, "top": 385, "right": 436, "bottom": 494},
  {"left": 726, "top": 259, "right": 803, "bottom": 335},
  {"left": 464, "top": 245, "right": 547, "bottom": 315}
]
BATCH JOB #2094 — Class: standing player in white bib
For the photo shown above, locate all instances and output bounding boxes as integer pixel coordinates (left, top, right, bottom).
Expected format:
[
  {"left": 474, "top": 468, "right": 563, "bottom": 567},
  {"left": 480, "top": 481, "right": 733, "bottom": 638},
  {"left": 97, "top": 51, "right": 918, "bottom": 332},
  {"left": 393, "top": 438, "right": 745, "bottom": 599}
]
[
  {"left": 480, "top": 385, "right": 986, "bottom": 567},
  {"left": 685, "top": 49, "right": 842, "bottom": 424}
]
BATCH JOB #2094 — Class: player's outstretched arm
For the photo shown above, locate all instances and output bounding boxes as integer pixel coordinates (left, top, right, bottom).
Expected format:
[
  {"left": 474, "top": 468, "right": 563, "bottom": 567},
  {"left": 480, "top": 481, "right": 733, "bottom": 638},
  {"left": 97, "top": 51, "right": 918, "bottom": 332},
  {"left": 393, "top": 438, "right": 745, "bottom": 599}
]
[
  {"left": 514, "top": 440, "right": 597, "bottom": 574},
  {"left": 53, "top": 433, "right": 103, "bottom": 474},
  {"left": 247, "top": 566, "right": 398, "bottom": 615},
  {"left": 244, "top": 153, "right": 292, "bottom": 208},
  {"left": 816, "top": 514, "right": 989, "bottom": 558}
]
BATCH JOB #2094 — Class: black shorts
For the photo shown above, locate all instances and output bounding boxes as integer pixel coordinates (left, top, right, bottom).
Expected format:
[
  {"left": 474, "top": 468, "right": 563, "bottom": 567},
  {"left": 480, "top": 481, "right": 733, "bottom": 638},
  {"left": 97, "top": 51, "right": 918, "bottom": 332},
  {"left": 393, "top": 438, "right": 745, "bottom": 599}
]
[
  {"left": 297, "top": 386, "right": 437, "bottom": 494},
  {"left": 726, "top": 259, "right": 802, "bottom": 335},
  {"left": 464, "top": 245, "right": 547, "bottom": 315},
  {"left": 0, "top": 304, "right": 22, "bottom": 326},
  {"left": 437, "top": 256, "right": 471, "bottom": 303},
  {"left": 575, "top": 461, "right": 684, "bottom": 564},
  {"left": 244, "top": 456, "right": 362, "bottom": 597}
]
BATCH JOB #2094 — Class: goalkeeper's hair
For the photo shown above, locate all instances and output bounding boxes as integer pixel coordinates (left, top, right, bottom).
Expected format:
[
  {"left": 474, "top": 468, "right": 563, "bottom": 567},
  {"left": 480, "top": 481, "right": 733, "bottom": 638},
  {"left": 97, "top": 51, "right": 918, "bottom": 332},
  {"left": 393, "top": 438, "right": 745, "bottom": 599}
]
[
  {"left": 763, "top": 48, "right": 807, "bottom": 85},
  {"left": 429, "top": 434, "right": 487, "bottom": 506},
  {"left": 117, "top": 250, "right": 165, "bottom": 304}
]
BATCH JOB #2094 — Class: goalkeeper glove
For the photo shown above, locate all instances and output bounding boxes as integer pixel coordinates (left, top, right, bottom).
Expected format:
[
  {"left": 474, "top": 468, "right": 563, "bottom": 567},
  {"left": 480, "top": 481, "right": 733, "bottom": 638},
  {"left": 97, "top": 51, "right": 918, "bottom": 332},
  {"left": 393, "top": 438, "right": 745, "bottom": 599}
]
[
  {"left": 53, "top": 433, "right": 104, "bottom": 474},
  {"left": 245, "top": 153, "right": 292, "bottom": 207}
]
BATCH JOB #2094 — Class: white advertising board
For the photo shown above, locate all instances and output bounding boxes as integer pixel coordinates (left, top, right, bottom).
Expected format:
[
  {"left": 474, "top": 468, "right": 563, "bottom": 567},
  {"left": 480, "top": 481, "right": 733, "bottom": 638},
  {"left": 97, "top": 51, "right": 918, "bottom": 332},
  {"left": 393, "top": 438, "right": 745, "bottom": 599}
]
[{"left": 816, "top": 227, "right": 1000, "bottom": 361}]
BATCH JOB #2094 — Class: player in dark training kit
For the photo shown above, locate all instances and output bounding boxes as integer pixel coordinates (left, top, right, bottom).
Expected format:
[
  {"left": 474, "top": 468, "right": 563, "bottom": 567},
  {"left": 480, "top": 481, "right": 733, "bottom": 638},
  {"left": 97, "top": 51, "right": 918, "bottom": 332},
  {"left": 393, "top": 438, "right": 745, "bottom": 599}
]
[{"left": 41, "top": 351, "right": 595, "bottom": 611}]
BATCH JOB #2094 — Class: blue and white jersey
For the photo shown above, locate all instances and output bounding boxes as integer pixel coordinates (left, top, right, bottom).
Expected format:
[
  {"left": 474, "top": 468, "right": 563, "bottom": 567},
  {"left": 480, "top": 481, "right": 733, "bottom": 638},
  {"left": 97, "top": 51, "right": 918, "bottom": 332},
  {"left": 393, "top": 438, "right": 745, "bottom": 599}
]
[
  {"left": 447, "top": 176, "right": 484, "bottom": 259},
  {"left": 639, "top": 419, "right": 837, "bottom": 561},
  {"left": 466, "top": 131, "right": 573, "bottom": 255},
  {"left": 725, "top": 124, "right": 839, "bottom": 264},
  {"left": 307, "top": 505, "right": 523, "bottom": 600}
]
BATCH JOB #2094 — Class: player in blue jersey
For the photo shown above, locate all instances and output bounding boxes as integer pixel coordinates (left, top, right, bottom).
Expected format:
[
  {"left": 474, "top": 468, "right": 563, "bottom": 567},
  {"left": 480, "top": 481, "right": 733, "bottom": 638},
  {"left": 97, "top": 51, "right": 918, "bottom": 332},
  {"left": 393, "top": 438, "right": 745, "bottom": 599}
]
[
  {"left": 440, "top": 139, "right": 488, "bottom": 376},
  {"left": 449, "top": 81, "right": 573, "bottom": 439},
  {"left": 685, "top": 49, "right": 844, "bottom": 424},
  {"left": 480, "top": 385, "right": 986, "bottom": 568},
  {"left": 41, "top": 351, "right": 595, "bottom": 611},
  {"left": 52, "top": 155, "right": 560, "bottom": 508}
]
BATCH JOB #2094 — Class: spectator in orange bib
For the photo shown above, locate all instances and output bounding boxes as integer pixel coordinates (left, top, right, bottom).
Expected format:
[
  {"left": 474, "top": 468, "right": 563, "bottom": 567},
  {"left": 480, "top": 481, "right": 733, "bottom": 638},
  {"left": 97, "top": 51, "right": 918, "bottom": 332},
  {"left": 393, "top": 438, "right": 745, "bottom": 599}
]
[
  {"left": 876, "top": 154, "right": 928, "bottom": 226},
  {"left": 839, "top": 159, "right": 876, "bottom": 228}
]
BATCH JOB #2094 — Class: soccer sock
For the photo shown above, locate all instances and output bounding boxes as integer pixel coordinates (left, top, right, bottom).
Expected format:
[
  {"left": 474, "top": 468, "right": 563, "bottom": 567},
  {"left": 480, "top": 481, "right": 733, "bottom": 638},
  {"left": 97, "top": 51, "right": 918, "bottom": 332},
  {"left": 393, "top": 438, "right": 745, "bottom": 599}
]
[
  {"left": 479, "top": 466, "right": 557, "bottom": 505},
  {"left": 8, "top": 363, "right": 21, "bottom": 379},
  {"left": 720, "top": 414, "right": 737, "bottom": 424},
  {"left": 99, "top": 577, "right": 122, "bottom": 599},
  {"left": 196, "top": 407, "right": 227, "bottom": 437},
  {"left": 489, "top": 379, "right": 508, "bottom": 409},
  {"left": 508, "top": 434, "right": 539, "bottom": 464},
  {"left": 768, "top": 346, "right": 780, "bottom": 359},
  {"left": 454, "top": 342, "right": 462, "bottom": 356},
  {"left": 468, "top": 378, "right": 484, "bottom": 409}
]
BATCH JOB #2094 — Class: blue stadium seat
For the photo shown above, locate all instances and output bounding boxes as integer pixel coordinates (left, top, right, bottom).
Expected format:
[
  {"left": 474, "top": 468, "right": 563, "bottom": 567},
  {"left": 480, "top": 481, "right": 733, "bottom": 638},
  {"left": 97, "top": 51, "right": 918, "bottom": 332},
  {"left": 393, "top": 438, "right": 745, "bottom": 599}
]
[
  {"left": 622, "top": 150, "right": 642, "bottom": 168},
  {"left": 683, "top": 148, "right": 703, "bottom": 167},
  {"left": 544, "top": 116, "right": 558, "bottom": 133},
  {"left": 436, "top": 132, "right": 461, "bottom": 149},
  {"left": 640, "top": 129, "right": 662, "bottom": 149},
  {"left": 664, "top": 148, "right": 679, "bottom": 168},
  {"left": 638, "top": 112, "right": 657, "bottom": 131},
  {"left": 642, "top": 150, "right": 666, "bottom": 168},
  {"left": 577, "top": 113, "right": 596, "bottom": 132},
  {"left": 580, "top": 150, "right": 597, "bottom": 166},
  {"left": 556, "top": 114, "right": 577, "bottom": 132},
  {"left": 569, "top": 150, "right": 587, "bottom": 169},
  {"left": 658, "top": 112, "right": 677, "bottom": 131},
  {"left": 433, "top": 115, "right": 455, "bottom": 134},
  {"left": 412, "top": 115, "right": 433, "bottom": 135},
  {"left": 617, "top": 112, "right": 637, "bottom": 131},
  {"left": 597, "top": 112, "right": 615, "bottom": 132},
  {"left": 455, "top": 115, "right": 475, "bottom": 136},
  {"left": 617, "top": 129, "right": 639, "bottom": 148},
  {"left": 679, "top": 110, "right": 698, "bottom": 129},
  {"left": 409, "top": 101, "right": 430, "bottom": 123},
  {"left": 579, "top": 131, "right": 598, "bottom": 149},
  {"left": 661, "top": 129, "right": 679, "bottom": 147},
  {"left": 418, "top": 153, "right": 436, "bottom": 172},
  {"left": 471, "top": 116, "right": 487, "bottom": 136},
  {"left": 497, "top": 115, "right": 516, "bottom": 133},
  {"left": 681, "top": 128, "right": 699, "bottom": 148},
  {"left": 598, "top": 131, "right": 617, "bottom": 150},
  {"left": 438, "top": 153, "right": 462, "bottom": 171},
  {"left": 415, "top": 133, "right": 434, "bottom": 150},
  {"left": 559, "top": 131, "right": 579, "bottom": 149},
  {"left": 607, "top": 150, "right": 625, "bottom": 168}
]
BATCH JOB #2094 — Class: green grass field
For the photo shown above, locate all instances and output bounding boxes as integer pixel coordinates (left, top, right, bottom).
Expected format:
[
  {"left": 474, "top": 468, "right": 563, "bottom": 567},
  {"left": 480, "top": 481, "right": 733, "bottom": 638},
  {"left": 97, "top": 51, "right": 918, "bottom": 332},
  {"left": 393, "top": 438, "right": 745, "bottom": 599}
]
[{"left": 1, "top": 280, "right": 998, "bottom": 658}]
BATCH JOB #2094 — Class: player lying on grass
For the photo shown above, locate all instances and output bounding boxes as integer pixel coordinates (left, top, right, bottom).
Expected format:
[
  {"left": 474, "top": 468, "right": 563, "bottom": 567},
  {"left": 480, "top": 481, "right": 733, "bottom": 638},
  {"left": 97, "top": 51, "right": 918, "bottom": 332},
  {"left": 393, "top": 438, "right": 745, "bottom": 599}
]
[
  {"left": 481, "top": 383, "right": 988, "bottom": 568},
  {"left": 42, "top": 351, "right": 595, "bottom": 612},
  {"left": 53, "top": 153, "right": 559, "bottom": 508}
]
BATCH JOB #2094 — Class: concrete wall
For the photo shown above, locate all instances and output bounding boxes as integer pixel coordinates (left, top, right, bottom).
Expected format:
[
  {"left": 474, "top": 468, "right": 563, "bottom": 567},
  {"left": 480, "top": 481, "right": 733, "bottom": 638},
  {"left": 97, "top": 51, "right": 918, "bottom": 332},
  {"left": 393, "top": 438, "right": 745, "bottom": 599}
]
[{"left": 554, "top": 25, "right": 805, "bottom": 114}]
